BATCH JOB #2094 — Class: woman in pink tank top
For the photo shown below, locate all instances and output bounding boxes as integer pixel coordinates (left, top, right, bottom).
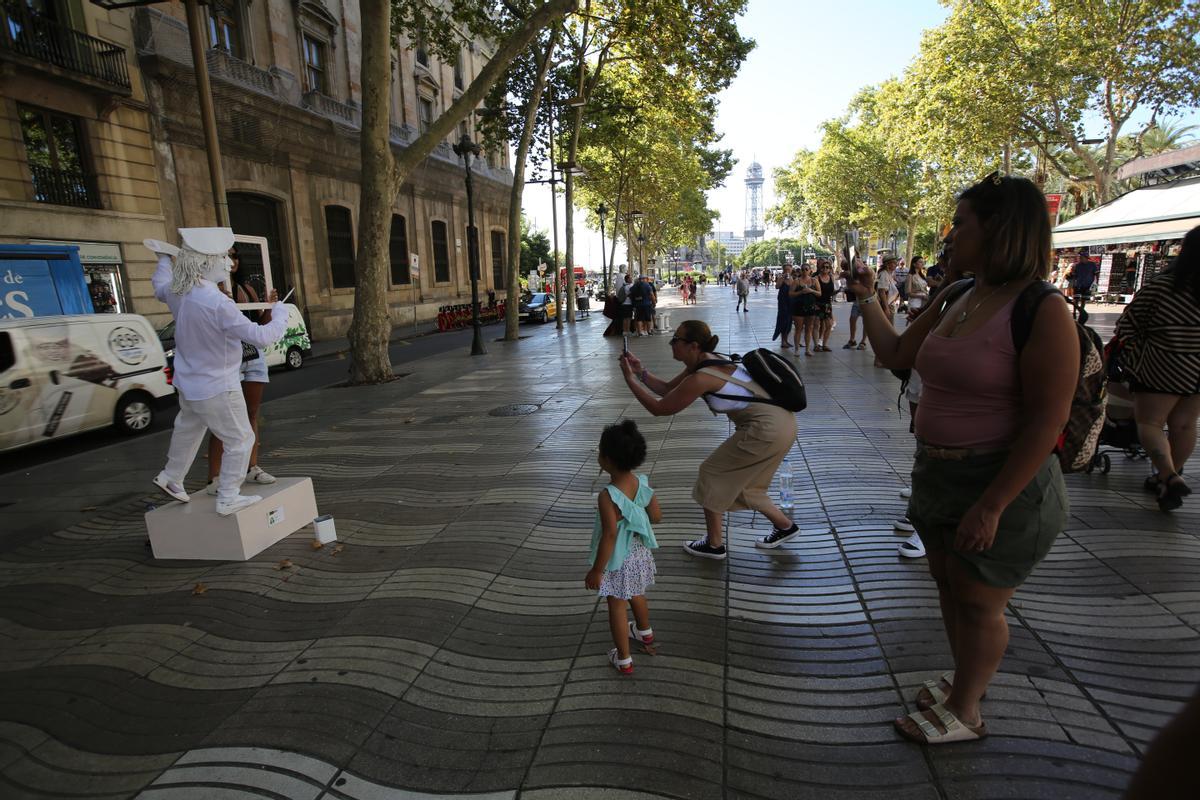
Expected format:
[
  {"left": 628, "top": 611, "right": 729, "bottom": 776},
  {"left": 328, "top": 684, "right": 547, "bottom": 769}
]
[{"left": 851, "top": 174, "right": 1079, "bottom": 745}]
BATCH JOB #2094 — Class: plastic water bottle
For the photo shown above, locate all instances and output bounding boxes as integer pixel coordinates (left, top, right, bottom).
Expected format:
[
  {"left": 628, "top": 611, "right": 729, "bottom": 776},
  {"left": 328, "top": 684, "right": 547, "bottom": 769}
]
[{"left": 778, "top": 457, "right": 794, "bottom": 515}]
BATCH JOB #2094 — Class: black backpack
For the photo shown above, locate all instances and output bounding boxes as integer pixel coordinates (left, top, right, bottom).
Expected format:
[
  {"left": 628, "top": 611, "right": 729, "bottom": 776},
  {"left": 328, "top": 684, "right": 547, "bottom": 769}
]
[{"left": 697, "top": 349, "right": 808, "bottom": 412}]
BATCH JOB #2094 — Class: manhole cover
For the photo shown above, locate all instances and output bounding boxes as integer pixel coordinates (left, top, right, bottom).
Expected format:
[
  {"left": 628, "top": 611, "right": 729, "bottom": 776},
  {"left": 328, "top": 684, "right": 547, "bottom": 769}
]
[{"left": 488, "top": 404, "right": 540, "bottom": 417}]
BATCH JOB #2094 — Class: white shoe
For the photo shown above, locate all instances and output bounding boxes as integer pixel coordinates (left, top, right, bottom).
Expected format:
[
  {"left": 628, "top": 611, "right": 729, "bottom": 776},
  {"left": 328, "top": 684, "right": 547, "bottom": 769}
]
[
  {"left": 245, "top": 466, "right": 276, "bottom": 485},
  {"left": 899, "top": 487, "right": 912, "bottom": 499},
  {"left": 205, "top": 480, "right": 218, "bottom": 496},
  {"left": 893, "top": 516, "right": 915, "bottom": 532},
  {"left": 153, "top": 473, "right": 189, "bottom": 503},
  {"left": 215, "top": 494, "right": 262, "bottom": 516},
  {"left": 899, "top": 533, "right": 926, "bottom": 558}
]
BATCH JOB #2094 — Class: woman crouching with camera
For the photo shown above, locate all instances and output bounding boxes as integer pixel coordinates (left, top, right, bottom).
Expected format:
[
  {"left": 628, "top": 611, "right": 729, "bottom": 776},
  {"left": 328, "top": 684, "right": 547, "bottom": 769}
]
[
  {"left": 854, "top": 174, "right": 1078, "bottom": 744},
  {"left": 619, "top": 320, "right": 801, "bottom": 558}
]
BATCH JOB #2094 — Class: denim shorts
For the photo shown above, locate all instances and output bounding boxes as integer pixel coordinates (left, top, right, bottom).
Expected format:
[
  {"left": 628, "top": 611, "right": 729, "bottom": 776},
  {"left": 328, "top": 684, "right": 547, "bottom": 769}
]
[
  {"left": 240, "top": 352, "right": 269, "bottom": 383},
  {"left": 908, "top": 449, "right": 1067, "bottom": 588}
]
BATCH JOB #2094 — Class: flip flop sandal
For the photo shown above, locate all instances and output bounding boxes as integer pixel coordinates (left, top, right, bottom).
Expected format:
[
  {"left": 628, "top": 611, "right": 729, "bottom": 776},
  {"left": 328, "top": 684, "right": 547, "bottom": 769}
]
[
  {"left": 896, "top": 702, "right": 987, "bottom": 745},
  {"left": 856, "top": 342, "right": 867, "bottom": 350}
]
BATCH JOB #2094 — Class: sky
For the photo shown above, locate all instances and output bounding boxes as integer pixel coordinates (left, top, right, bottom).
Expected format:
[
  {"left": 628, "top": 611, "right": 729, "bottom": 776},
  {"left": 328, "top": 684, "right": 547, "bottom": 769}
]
[{"left": 520, "top": 0, "right": 1199, "bottom": 269}]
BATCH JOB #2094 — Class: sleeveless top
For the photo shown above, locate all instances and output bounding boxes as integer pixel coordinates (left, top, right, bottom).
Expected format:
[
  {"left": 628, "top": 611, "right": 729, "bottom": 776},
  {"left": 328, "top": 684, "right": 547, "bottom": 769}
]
[
  {"left": 915, "top": 296, "right": 1022, "bottom": 449},
  {"left": 818, "top": 275, "right": 835, "bottom": 302},
  {"left": 589, "top": 475, "right": 658, "bottom": 571},
  {"left": 699, "top": 365, "right": 755, "bottom": 413}
]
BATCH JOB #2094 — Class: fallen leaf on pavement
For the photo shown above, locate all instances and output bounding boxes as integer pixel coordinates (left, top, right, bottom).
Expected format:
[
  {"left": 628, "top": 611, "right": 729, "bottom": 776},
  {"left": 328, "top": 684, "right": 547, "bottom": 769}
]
[
  {"left": 310, "top": 541, "right": 325, "bottom": 550},
  {"left": 275, "top": 559, "right": 294, "bottom": 570},
  {"left": 331, "top": 544, "right": 345, "bottom": 556},
  {"left": 192, "top": 583, "right": 208, "bottom": 595}
]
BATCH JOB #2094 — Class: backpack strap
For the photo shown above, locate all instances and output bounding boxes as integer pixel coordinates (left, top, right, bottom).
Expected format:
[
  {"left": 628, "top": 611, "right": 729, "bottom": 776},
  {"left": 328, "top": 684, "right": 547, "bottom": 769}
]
[
  {"left": 697, "top": 366, "right": 769, "bottom": 398},
  {"left": 1010, "top": 280, "right": 1062, "bottom": 353}
]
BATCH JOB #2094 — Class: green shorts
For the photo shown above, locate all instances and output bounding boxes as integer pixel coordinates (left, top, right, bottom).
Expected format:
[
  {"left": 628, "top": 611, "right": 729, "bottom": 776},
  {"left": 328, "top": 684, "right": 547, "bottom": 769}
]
[{"left": 908, "top": 450, "right": 1068, "bottom": 588}]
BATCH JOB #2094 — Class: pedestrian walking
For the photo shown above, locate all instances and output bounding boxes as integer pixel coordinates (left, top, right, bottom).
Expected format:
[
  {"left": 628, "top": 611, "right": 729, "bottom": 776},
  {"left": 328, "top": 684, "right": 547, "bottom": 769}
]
[
  {"left": 618, "top": 320, "right": 800, "bottom": 559},
  {"left": 735, "top": 271, "right": 750, "bottom": 312},
  {"left": 585, "top": 420, "right": 662, "bottom": 675},
  {"left": 1114, "top": 224, "right": 1200, "bottom": 511},
  {"left": 1070, "top": 250, "right": 1100, "bottom": 323},
  {"left": 854, "top": 173, "right": 1078, "bottom": 745}
]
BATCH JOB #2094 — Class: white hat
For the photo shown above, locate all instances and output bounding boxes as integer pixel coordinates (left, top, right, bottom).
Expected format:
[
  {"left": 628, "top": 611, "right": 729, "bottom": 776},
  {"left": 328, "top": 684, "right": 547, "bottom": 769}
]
[
  {"left": 179, "top": 227, "right": 235, "bottom": 255},
  {"left": 143, "top": 239, "right": 180, "bottom": 257}
]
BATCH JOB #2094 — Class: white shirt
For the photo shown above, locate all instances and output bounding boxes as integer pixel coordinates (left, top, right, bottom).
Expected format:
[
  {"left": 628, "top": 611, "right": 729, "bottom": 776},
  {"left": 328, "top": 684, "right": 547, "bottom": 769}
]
[
  {"left": 876, "top": 269, "right": 899, "bottom": 305},
  {"left": 701, "top": 365, "right": 754, "bottom": 413},
  {"left": 153, "top": 254, "right": 288, "bottom": 401}
]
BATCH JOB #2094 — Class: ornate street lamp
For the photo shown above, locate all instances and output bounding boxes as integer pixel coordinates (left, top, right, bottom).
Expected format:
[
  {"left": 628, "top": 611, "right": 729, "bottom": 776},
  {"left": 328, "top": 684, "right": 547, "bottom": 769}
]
[
  {"left": 452, "top": 134, "right": 487, "bottom": 356},
  {"left": 596, "top": 203, "right": 609, "bottom": 295}
]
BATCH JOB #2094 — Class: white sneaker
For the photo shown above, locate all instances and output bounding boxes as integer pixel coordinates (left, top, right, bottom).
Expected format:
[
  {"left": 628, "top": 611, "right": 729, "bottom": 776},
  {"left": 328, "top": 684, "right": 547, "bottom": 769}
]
[
  {"left": 153, "top": 473, "right": 189, "bottom": 503},
  {"left": 899, "top": 533, "right": 926, "bottom": 558},
  {"left": 893, "top": 516, "right": 915, "bottom": 532},
  {"left": 215, "top": 494, "right": 262, "bottom": 516},
  {"left": 899, "top": 487, "right": 912, "bottom": 499},
  {"left": 245, "top": 466, "right": 276, "bottom": 485},
  {"left": 205, "top": 480, "right": 218, "bottom": 496}
]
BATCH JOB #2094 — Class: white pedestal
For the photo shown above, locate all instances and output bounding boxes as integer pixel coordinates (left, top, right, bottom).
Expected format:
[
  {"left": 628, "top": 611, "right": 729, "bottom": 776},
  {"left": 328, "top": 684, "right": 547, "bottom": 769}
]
[{"left": 145, "top": 477, "right": 318, "bottom": 561}]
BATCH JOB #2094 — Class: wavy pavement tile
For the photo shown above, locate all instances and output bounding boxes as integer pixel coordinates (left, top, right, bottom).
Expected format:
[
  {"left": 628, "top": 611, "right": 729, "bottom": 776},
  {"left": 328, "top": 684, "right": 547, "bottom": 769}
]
[{"left": 137, "top": 746, "right": 337, "bottom": 800}]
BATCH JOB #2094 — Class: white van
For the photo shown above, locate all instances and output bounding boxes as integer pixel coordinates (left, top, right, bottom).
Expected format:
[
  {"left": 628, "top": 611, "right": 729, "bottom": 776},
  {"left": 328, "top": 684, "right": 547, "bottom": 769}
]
[{"left": 0, "top": 314, "right": 174, "bottom": 453}]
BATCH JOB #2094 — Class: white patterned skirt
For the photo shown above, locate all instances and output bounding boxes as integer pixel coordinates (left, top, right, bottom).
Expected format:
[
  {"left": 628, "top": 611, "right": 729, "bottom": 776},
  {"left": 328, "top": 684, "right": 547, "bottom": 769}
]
[{"left": 597, "top": 539, "right": 657, "bottom": 600}]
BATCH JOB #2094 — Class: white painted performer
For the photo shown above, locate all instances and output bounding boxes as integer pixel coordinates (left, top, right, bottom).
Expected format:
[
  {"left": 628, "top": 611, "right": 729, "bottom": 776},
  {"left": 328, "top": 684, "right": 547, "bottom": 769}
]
[{"left": 146, "top": 228, "right": 288, "bottom": 516}]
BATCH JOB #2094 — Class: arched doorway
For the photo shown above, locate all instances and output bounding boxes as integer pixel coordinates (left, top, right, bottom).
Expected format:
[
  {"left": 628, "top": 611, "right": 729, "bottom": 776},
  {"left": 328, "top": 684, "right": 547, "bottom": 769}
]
[{"left": 228, "top": 193, "right": 289, "bottom": 296}]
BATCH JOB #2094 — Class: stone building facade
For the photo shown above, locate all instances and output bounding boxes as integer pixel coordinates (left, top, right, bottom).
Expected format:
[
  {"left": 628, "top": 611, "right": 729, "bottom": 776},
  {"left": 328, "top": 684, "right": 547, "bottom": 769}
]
[{"left": 2, "top": 0, "right": 513, "bottom": 338}]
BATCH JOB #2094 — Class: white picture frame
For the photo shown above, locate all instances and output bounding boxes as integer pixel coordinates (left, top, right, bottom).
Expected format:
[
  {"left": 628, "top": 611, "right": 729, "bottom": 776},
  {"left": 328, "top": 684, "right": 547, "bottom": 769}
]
[{"left": 231, "top": 234, "right": 275, "bottom": 310}]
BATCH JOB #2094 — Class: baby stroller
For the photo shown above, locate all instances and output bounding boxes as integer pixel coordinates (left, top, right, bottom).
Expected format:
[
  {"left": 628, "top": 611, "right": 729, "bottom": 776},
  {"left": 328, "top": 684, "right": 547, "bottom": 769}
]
[{"left": 1086, "top": 381, "right": 1145, "bottom": 474}]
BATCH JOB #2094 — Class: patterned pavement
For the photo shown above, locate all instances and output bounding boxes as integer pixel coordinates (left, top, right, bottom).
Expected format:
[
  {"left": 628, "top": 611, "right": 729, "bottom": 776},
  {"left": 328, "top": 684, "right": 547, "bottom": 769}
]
[{"left": 0, "top": 284, "right": 1196, "bottom": 799}]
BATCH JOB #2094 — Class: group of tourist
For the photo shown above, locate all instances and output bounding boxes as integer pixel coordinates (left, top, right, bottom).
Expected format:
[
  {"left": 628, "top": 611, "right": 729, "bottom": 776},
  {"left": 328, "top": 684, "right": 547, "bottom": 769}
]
[
  {"left": 588, "top": 172, "right": 1200, "bottom": 752},
  {"left": 769, "top": 261, "right": 838, "bottom": 354}
]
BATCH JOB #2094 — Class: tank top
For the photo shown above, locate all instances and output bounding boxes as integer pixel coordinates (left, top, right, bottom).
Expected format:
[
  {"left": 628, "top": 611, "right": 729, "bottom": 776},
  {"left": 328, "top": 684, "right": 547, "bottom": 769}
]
[
  {"left": 914, "top": 296, "right": 1022, "bottom": 449},
  {"left": 818, "top": 275, "right": 835, "bottom": 301},
  {"left": 700, "top": 365, "right": 755, "bottom": 413}
]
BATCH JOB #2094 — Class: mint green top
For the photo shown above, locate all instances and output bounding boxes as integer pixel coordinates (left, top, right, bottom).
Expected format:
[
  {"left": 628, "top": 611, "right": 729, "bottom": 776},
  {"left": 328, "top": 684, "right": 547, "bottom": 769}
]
[{"left": 589, "top": 475, "right": 659, "bottom": 571}]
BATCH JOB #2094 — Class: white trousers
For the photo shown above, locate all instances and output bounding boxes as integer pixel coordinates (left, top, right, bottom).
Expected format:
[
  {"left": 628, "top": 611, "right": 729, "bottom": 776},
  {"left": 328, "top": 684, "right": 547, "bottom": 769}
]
[{"left": 162, "top": 390, "right": 254, "bottom": 502}]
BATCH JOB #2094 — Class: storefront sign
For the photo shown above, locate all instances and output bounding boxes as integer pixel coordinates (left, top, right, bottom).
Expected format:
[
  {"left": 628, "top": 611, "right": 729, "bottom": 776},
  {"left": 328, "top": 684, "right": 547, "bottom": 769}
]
[
  {"left": 2, "top": 263, "right": 61, "bottom": 318},
  {"left": 29, "top": 240, "right": 122, "bottom": 265}
]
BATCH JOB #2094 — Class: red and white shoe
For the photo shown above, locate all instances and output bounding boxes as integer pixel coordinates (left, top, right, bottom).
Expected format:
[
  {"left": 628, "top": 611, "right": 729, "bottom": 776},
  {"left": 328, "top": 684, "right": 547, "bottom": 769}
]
[
  {"left": 628, "top": 621, "right": 654, "bottom": 647},
  {"left": 608, "top": 648, "right": 633, "bottom": 675}
]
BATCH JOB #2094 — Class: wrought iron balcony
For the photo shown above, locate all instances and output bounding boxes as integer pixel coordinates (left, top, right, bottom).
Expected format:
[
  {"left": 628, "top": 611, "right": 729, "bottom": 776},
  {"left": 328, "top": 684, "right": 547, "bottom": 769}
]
[
  {"left": 0, "top": 6, "right": 131, "bottom": 91},
  {"left": 28, "top": 164, "right": 101, "bottom": 208}
]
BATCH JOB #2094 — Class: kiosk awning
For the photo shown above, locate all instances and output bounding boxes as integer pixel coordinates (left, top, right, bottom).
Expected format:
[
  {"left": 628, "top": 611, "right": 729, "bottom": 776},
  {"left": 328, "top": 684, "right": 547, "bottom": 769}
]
[{"left": 1053, "top": 216, "right": 1200, "bottom": 248}]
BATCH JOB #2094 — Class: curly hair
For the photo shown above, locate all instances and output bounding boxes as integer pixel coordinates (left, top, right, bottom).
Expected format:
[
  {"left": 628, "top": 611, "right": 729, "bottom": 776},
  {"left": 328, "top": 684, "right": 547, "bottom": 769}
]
[
  {"left": 170, "top": 248, "right": 228, "bottom": 295},
  {"left": 599, "top": 419, "right": 648, "bottom": 472}
]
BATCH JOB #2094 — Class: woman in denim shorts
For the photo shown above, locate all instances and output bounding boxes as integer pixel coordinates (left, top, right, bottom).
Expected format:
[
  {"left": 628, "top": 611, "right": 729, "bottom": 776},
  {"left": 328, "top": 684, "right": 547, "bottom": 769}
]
[{"left": 852, "top": 174, "right": 1078, "bottom": 745}]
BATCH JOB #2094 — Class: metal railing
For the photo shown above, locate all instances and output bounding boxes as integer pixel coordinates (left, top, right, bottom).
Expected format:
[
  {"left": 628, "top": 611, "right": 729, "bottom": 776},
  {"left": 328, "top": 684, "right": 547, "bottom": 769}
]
[
  {"left": 0, "top": 7, "right": 130, "bottom": 90},
  {"left": 28, "top": 164, "right": 101, "bottom": 208}
]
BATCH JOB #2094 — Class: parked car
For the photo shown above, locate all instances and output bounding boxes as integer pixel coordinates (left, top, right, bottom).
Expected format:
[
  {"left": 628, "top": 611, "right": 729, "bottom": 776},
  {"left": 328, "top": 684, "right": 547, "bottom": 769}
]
[
  {"left": 518, "top": 292, "right": 557, "bottom": 323},
  {"left": 0, "top": 314, "right": 175, "bottom": 452},
  {"left": 158, "top": 303, "right": 311, "bottom": 377}
]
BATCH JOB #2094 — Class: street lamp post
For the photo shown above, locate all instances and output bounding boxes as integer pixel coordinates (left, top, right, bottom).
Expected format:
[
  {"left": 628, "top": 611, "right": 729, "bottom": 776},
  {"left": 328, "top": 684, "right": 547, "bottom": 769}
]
[
  {"left": 453, "top": 134, "right": 487, "bottom": 356},
  {"left": 597, "top": 203, "right": 609, "bottom": 295}
]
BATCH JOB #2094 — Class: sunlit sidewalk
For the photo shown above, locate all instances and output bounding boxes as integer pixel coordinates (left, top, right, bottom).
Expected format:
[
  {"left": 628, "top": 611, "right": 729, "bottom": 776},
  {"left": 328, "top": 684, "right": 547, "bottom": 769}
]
[{"left": 0, "top": 287, "right": 1194, "bottom": 799}]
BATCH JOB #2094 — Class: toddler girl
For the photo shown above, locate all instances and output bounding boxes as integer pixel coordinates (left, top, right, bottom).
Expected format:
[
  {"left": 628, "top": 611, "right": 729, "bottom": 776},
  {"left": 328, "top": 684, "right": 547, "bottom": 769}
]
[{"left": 585, "top": 420, "right": 662, "bottom": 674}]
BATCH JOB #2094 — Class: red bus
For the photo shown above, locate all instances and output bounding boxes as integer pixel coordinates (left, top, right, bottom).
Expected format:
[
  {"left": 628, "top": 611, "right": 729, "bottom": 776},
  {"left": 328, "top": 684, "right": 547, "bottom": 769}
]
[{"left": 559, "top": 266, "right": 587, "bottom": 289}]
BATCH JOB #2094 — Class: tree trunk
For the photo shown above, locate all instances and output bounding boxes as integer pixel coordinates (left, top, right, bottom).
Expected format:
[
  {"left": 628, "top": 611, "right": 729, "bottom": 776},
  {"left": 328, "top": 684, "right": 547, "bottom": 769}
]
[
  {"left": 903, "top": 219, "right": 915, "bottom": 266},
  {"left": 505, "top": 32, "right": 558, "bottom": 341},
  {"left": 347, "top": 0, "right": 396, "bottom": 384},
  {"left": 346, "top": 0, "right": 576, "bottom": 383}
]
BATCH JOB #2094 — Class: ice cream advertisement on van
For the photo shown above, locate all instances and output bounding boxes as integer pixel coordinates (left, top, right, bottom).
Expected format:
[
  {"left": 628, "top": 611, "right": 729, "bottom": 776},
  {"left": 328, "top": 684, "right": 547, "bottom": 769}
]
[{"left": 0, "top": 316, "right": 171, "bottom": 452}]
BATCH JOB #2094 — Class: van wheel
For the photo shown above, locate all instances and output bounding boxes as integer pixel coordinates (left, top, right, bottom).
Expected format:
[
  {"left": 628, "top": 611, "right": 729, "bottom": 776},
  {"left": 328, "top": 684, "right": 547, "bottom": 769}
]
[
  {"left": 285, "top": 347, "right": 304, "bottom": 370},
  {"left": 114, "top": 392, "right": 154, "bottom": 435}
]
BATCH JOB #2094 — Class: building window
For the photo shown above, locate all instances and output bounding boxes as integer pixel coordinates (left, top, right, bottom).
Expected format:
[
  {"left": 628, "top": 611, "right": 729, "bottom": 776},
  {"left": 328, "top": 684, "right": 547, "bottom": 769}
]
[
  {"left": 325, "top": 205, "right": 355, "bottom": 288},
  {"left": 415, "top": 38, "right": 429, "bottom": 68},
  {"left": 418, "top": 97, "right": 434, "bottom": 134},
  {"left": 207, "top": 2, "right": 243, "bottom": 58},
  {"left": 19, "top": 104, "right": 98, "bottom": 208},
  {"left": 389, "top": 214, "right": 410, "bottom": 285},
  {"left": 302, "top": 34, "right": 327, "bottom": 94},
  {"left": 453, "top": 51, "right": 464, "bottom": 90},
  {"left": 491, "top": 231, "right": 506, "bottom": 289},
  {"left": 431, "top": 220, "right": 451, "bottom": 283}
]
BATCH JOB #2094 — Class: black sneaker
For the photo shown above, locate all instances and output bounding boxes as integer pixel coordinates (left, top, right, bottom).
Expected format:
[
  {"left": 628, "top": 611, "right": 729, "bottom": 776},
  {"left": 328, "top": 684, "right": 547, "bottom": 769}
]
[
  {"left": 756, "top": 524, "right": 801, "bottom": 549},
  {"left": 683, "top": 538, "right": 727, "bottom": 560}
]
